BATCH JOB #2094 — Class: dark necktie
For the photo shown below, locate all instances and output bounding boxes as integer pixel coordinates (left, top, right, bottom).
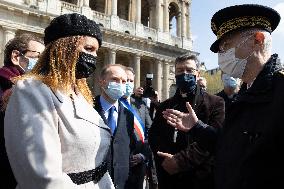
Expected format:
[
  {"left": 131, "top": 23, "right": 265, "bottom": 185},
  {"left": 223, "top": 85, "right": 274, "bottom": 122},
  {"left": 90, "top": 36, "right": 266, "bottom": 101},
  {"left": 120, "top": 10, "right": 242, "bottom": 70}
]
[{"left": 108, "top": 106, "right": 116, "bottom": 134}]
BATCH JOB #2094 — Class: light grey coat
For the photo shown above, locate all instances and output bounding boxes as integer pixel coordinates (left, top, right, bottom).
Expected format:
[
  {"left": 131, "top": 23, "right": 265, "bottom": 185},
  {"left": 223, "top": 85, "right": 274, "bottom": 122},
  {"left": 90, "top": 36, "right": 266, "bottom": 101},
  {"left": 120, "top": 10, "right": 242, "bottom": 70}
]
[{"left": 4, "top": 79, "right": 114, "bottom": 189}]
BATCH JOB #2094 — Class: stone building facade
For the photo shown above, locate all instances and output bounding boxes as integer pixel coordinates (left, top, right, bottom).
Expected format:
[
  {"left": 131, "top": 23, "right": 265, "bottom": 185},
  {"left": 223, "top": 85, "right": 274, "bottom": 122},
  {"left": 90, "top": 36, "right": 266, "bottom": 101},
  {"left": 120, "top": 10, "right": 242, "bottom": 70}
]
[{"left": 0, "top": 0, "right": 198, "bottom": 100}]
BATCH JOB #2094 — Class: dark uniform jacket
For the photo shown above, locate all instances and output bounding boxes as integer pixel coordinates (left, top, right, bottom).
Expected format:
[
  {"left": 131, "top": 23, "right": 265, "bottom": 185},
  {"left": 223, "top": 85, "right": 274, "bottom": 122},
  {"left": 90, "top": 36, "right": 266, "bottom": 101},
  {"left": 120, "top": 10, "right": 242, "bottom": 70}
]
[
  {"left": 215, "top": 90, "right": 237, "bottom": 114},
  {"left": 148, "top": 88, "right": 225, "bottom": 189},
  {"left": 214, "top": 54, "right": 284, "bottom": 189},
  {"left": 94, "top": 95, "right": 136, "bottom": 189}
]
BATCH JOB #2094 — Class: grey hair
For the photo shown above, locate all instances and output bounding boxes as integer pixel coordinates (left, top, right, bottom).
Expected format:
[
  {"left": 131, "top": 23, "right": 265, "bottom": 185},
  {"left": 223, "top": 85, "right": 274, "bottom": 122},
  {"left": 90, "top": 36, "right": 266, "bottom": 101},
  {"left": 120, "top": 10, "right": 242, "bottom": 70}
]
[
  {"left": 240, "top": 28, "right": 272, "bottom": 53},
  {"left": 125, "top": 66, "right": 135, "bottom": 75},
  {"left": 175, "top": 54, "right": 200, "bottom": 70}
]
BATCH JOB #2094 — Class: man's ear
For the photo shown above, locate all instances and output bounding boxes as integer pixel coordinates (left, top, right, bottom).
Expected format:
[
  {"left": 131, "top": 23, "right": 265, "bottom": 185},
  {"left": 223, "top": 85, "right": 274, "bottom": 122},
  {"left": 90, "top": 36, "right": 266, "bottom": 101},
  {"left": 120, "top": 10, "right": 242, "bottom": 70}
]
[
  {"left": 11, "top": 50, "right": 20, "bottom": 66},
  {"left": 254, "top": 32, "right": 265, "bottom": 46},
  {"left": 196, "top": 71, "right": 200, "bottom": 78},
  {"left": 99, "top": 77, "right": 106, "bottom": 87}
]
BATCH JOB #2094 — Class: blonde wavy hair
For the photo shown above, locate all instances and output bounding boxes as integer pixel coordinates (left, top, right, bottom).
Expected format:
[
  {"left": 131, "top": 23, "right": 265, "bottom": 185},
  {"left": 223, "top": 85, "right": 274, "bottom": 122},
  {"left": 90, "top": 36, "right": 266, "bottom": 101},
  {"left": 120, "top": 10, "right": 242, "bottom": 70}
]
[{"left": 17, "top": 36, "right": 94, "bottom": 104}]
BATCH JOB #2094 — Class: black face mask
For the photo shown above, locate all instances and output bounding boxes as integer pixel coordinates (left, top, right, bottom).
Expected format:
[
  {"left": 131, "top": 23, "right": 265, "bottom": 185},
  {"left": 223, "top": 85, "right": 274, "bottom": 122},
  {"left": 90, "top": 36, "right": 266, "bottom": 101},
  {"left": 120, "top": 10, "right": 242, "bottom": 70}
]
[
  {"left": 175, "top": 73, "right": 197, "bottom": 94},
  {"left": 75, "top": 52, "right": 97, "bottom": 79}
]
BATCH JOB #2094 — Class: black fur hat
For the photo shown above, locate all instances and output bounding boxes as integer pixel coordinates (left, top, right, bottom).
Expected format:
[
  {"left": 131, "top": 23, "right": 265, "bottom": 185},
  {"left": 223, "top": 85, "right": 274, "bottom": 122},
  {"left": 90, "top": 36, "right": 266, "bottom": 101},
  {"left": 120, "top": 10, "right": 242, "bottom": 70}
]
[{"left": 44, "top": 13, "right": 102, "bottom": 46}]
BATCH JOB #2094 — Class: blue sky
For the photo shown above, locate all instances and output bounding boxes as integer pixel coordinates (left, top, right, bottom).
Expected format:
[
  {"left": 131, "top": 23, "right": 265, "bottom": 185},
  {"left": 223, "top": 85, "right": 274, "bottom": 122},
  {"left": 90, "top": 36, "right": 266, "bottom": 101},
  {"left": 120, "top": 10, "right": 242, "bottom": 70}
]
[{"left": 190, "top": 0, "right": 284, "bottom": 69}]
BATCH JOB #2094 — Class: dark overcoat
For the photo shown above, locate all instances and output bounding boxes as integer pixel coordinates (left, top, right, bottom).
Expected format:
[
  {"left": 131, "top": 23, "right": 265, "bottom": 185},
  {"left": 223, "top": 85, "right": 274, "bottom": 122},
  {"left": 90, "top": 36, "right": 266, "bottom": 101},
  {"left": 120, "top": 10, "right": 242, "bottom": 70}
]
[
  {"left": 149, "top": 89, "right": 225, "bottom": 189},
  {"left": 0, "top": 65, "right": 21, "bottom": 189},
  {"left": 215, "top": 54, "right": 284, "bottom": 189},
  {"left": 94, "top": 95, "right": 136, "bottom": 189}
]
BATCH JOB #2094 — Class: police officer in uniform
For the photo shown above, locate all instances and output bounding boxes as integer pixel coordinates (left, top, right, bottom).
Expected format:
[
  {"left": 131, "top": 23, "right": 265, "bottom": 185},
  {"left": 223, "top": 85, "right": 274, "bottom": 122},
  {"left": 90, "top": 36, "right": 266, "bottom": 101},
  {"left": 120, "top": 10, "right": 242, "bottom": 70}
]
[{"left": 161, "top": 4, "right": 283, "bottom": 189}]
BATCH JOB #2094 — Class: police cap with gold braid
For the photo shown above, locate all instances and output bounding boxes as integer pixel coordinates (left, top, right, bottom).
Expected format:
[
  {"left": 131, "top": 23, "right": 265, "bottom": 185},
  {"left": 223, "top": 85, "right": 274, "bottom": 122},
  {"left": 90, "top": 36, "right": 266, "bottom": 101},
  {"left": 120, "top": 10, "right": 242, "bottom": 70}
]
[{"left": 210, "top": 4, "right": 281, "bottom": 53}]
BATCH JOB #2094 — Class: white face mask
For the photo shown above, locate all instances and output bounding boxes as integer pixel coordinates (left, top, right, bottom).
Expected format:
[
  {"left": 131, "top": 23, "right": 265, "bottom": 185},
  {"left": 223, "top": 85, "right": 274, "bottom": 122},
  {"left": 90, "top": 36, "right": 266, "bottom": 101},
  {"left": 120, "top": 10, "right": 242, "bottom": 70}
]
[
  {"left": 218, "top": 33, "right": 256, "bottom": 79},
  {"left": 218, "top": 48, "right": 247, "bottom": 79}
]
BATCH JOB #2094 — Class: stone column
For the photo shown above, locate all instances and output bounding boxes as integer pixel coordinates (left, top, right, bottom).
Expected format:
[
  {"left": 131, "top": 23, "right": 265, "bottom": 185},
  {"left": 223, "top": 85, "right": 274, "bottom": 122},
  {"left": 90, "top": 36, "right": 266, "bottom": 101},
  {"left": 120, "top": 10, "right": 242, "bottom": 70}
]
[
  {"left": 83, "top": 0, "right": 89, "bottom": 6},
  {"left": 104, "top": 50, "right": 109, "bottom": 65},
  {"left": 1, "top": 27, "right": 16, "bottom": 67},
  {"left": 156, "top": 0, "right": 162, "bottom": 31},
  {"left": 149, "top": 4, "right": 155, "bottom": 28},
  {"left": 105, "top": 0, "right": 112, "bottom": 15},
  {"left": 162, "top": 61, "right": 169, "bottom": 100},
  {"left": 154, "top": 59, "right": 162, "bottom": 100},
  {"left": 177, "top": 12, "right": 181, "bottom": 37},
  {"left": 80, "top": 0, "right": 92, "bottom": 18},
  {"left": 3, "top": 28, "right": 15, "bottom": 45},
  {"left": 79, "top": 0, "right": 83, "bottom": 7},
  {"left": 111, "top": 0, "right": 117, "bottom": 16},
  {"left": 186, "top": 1, "right": 192, "bottom": 39},
  {"left": 163, "top": 0, "right": 169, "bottom": 32},
  {"left": 181, "top": 0, "right": 186, "bottom": 37},
  {"left": 136, "top": 0, "right": 141, "bottom": 23},
  {"left": 45, "top": 0, "right": 61, "bottom": 15},
  {"left": 133, "top": 54, "right": 141, "bottom": 88},
  {"left": 109, "top": 49, "right": 116, "bottom": 64}
]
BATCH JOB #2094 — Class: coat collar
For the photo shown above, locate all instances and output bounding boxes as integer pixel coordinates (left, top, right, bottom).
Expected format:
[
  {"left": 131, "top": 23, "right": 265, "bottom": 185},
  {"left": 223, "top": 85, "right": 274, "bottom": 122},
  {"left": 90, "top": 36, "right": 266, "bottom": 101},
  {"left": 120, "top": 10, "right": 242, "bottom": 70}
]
[
  {"left": 0, "top": 65, "right": 23, "bottom": 81},
  {"left": 53, "top": 91, "right": 110, "bottom": 130},
  {"left": 173, "top": 87, "right": 204, "bottom": 111},
  {"left": 236, "top": 54, "right": 281, "bottom": 104}
]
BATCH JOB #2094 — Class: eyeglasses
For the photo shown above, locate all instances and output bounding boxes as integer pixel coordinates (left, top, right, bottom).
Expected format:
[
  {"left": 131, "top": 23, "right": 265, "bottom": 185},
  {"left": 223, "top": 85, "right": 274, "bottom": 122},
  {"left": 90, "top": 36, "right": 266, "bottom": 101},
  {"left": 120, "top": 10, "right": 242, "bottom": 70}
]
[
  {"left": 187, "top": 68, "right": 198, "bottom": 74},
  {"left": 218, "top": 33, "right": 255, "bottom": 53},
  {"left": 176, "top": 67, "right": 197, "bottom": 74},
  {"left": 22, "top": 49, "right": 41, "bottom": 58}
]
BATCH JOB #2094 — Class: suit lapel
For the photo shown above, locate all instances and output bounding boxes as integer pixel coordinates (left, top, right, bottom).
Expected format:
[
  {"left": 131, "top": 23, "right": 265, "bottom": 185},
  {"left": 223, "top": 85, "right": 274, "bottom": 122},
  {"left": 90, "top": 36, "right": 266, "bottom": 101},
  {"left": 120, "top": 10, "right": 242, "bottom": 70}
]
[
  {"left": 116, "top": 101, "right": 134, "bottom": 136},
  {"left": 53, "top": 91, "right": 109, "bottom": 130},
  {"left": 94, "top": 95, "right": 108, "bottom": 125}
]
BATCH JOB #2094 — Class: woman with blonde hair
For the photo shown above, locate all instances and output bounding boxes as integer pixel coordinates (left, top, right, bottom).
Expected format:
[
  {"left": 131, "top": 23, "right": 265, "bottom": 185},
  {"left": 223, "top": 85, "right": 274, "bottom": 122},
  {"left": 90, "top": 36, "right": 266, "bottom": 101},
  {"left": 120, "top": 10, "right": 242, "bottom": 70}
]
[{"left": 4, "top": 13, "right": 114, "bottom": 189}]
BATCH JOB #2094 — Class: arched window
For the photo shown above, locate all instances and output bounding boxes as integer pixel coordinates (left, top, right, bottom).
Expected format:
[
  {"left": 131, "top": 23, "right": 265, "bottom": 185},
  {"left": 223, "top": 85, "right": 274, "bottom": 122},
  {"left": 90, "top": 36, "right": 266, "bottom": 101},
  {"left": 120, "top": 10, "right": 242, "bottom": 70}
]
[
  {"left": 90, "top": 0, "right": 105, "bottom": 13},
  {"left": 169, "top": 2, "right": 179, "bottom": 37},
  {"left": 141, "top": 0, "right": 150, "bottom": 27},
  {"left": 118, "top": 0, "right": 130, "bottom": 20}
]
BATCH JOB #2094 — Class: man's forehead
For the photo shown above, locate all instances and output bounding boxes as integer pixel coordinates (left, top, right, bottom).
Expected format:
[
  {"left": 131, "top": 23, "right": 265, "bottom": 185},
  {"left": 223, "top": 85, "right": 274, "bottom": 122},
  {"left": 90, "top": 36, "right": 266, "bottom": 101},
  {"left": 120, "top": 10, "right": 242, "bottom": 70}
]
[
  {"left": 176, "top": 60, "right": 197, "bottom": 68},
  {"left": 108, "top": 66, "right": 126, "bottom": 78},
  {"left": 219, "top": 29, "right": 255, "bottom": 47},
  {"left": 28, "top": 40, "right": 42, "bottom": 46},
  {"left": 28, "top": 40, "right": 44, "bottom": 50}
]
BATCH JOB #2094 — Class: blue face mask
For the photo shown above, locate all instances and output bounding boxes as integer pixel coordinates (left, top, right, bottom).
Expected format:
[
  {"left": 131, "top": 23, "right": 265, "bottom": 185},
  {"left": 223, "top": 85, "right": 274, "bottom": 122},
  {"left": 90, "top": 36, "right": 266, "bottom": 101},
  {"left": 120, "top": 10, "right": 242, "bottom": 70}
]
[
  {"left": 222, "top": 74, "right": 238, "bottom": 88},
  {"left": 105, "top": 82, "right": 126, "bottom": 101},
  {"left": 26, "top": 58, "right": 38, "bottom": 72},
  {"left": 124, "top": 82, "right": 134, "bottom": 97},
  {"left": 175, "top": 73, "right": 197, "bottom": 93}
]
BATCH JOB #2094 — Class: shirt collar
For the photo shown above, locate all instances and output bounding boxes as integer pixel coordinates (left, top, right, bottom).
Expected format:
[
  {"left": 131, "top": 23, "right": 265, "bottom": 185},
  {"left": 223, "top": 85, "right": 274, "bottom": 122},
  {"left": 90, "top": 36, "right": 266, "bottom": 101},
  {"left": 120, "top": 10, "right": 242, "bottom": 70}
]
[{"left": 100, "top": 95, "right": 118, "bottom": 112}]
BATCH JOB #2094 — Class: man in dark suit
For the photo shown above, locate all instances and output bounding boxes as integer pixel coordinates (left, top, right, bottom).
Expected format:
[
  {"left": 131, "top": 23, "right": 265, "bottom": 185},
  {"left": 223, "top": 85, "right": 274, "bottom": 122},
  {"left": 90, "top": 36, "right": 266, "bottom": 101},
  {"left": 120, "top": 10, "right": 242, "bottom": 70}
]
[
  {"left": 94, "top": 64, "right": 136, "bottom": 189},
  {"left": 215, "top": 73, "right": 240, "bottom": 113},
  {"left": 122, "top": 66, "right": 153, "bottom": 189},
  {"left": 149, "top": 54, "right": 225, "bottom": 189}
]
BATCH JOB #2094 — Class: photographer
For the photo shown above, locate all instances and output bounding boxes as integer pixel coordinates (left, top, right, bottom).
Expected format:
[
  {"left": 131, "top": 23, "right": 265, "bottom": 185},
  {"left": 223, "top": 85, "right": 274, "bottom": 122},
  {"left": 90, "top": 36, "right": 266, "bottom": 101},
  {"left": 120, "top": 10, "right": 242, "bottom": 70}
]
[{"left": 142, "top": 74, "right": 156, "bottom": 108}]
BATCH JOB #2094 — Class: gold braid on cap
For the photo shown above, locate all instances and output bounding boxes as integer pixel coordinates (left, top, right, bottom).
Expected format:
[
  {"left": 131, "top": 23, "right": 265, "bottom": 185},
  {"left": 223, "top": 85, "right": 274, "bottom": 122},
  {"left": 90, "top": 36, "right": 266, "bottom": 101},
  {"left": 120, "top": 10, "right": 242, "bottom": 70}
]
[{"left": 217, "top": 16, "right": 271, "bottom": 39}]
